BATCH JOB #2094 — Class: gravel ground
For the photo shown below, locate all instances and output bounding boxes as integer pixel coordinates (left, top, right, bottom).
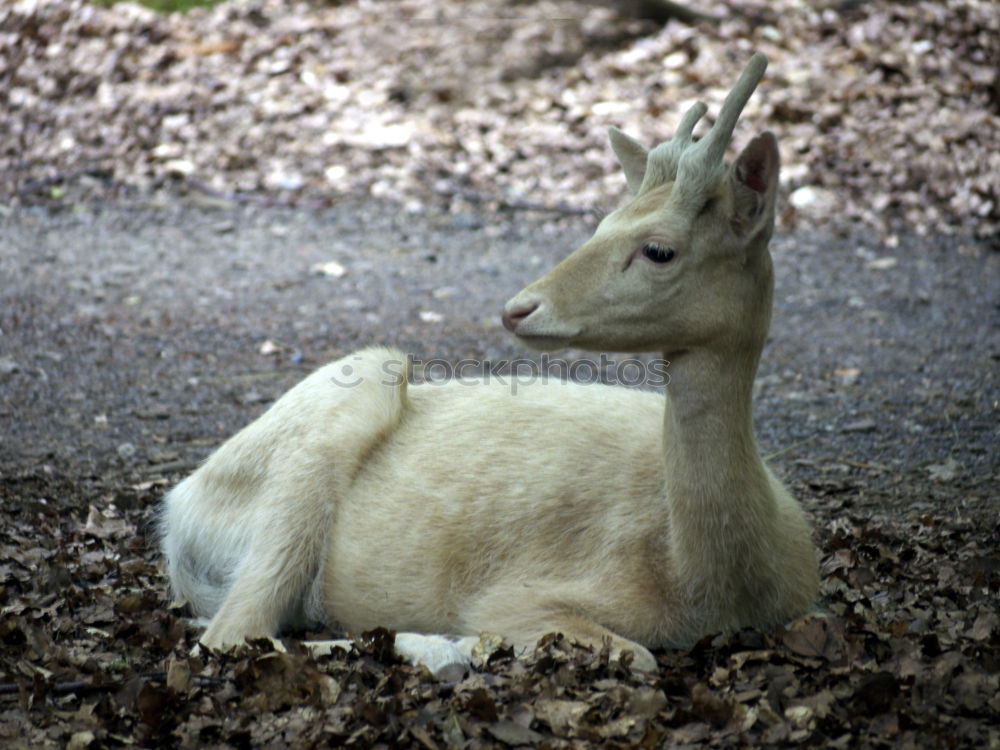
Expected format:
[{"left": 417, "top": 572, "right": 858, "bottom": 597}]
[{"left": 2, "top": 201, "right": 997, "bottom": 516}]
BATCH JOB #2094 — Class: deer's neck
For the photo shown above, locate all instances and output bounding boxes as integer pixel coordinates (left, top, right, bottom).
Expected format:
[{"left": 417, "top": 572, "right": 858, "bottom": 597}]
[
  {"left": 663, "top": 347, "right": 759, "bottom": 454},
  {"left": 661, "top": 346, "right": 778, "bottom": 627}
]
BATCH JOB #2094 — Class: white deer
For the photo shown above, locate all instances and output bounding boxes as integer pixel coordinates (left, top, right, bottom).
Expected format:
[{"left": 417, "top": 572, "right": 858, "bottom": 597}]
[{"left": 160, "top": 53, "right": 819, "bottom": 675}]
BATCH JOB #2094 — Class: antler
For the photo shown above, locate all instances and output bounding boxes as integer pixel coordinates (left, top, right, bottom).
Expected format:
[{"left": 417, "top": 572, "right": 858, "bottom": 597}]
[
  {"left": 671, "top": 52, "right": 768, "bottom": 212},
  {"left": 618, "top": 53, "right": 768, "bottom": 207},
  {"left": 685, "top": 52, "right": 768, "bottom": 168}
]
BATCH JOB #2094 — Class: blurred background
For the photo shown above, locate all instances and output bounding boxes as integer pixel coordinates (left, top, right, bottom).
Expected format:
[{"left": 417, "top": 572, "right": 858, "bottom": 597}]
[{"left": 2, "top": 0, "right": 997, "bottom": 243}]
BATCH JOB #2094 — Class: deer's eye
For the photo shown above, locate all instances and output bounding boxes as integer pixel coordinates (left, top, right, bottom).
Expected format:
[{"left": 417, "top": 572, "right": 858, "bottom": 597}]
[{"left": 642, "top": 242, "right": 676, "bottom": 264}]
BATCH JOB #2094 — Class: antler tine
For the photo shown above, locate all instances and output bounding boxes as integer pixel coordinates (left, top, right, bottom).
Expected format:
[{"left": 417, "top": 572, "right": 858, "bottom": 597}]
[
  {"left": 637, "top": 101, "right": 707, "bottom": 192},
  {"left": 697, "top": 52, "right": 768, "bottom": 165},
  {"left": 669, "top": 53, "right": 768, "bottom": 211},
  {"left": 635, "top": 54, "right": 767, "bottom": 197},
  {"left": 675, "top": 100, "right": 708, "bottom": 142}
]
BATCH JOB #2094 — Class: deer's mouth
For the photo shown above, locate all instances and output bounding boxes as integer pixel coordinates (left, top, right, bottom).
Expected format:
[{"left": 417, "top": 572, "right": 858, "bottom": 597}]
[
  {"left": 512, "top": 330, "right": 579, "bottom": 351},
  {"left": 509, "top": 320, "right": 584, "bottom": 351},
  {"left": 502, "top": 298, "right": 582, "bottom": 343}
]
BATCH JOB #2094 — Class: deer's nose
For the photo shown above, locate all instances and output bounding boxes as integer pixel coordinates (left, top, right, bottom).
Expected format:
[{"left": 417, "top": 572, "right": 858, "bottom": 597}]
[{"left": 501, "top": 301, "right": 540, "bottom": 332}]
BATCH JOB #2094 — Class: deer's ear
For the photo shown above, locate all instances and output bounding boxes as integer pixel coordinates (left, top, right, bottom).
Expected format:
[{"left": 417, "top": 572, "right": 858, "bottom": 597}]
[
  {"left": 609, "top": 127, "right": 649, "bottom": 195},
  {"left": 729, "top": 131, "right": 779, "bottom": 236}
]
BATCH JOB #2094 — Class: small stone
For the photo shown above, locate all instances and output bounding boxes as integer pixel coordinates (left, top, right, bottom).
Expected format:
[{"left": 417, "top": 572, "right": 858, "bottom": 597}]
[
  {"left": 135, "top": 403, "right": 171, "bottom": 420},
  {"left": 662, "top": 50, "right": 688, "bottom": 70},
  {"left": 834, "top": 367, "right": 861, "bottom": 386},
  {"left": 841, "top": 418, "right": 876, "bottom": 433},
  {"left": 311, "top": 261, "right": 347, "bottom": 278},
  {"left": 867, "top": 257, "right": 898, "bottom": 270},
  {"left": 147, "top": 448, "right": 180, "bottom": 464},
  {"left": 926, "top": 457, "right": 961, "bottom": 482},
  {"left": 591, "top": 100, "right": 630, "bottom": 116},
  {"left": 152, "top": 143, "right": 183, "bottom": 160},
  {"left": 449, "top": 213, "right": 482, "bottom": 230},
  {"left": 265, "top": 169, "right": 305, "bottom": 191},
  {"left": 324, "top": 164, "right": 349, "bottom": 184},
  {"left": 163, "top": 159, "right": 195, "bottom": 177},
  {"left": 789, "top": 186, "right": 837, "bottom": 211}
]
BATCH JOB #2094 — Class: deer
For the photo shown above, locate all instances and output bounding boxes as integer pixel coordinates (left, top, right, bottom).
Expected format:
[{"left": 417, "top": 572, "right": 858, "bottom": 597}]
[{"left": 160, "top": 53, "right": 819, "bottom": 675}]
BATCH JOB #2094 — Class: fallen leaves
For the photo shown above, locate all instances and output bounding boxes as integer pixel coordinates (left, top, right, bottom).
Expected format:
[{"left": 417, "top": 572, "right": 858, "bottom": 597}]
[
  {"left": 1, "top": 0, "right": 996, "bottom": 241},
  {"left": 2, "top": 468, "right": 999, "bottom": 746}
]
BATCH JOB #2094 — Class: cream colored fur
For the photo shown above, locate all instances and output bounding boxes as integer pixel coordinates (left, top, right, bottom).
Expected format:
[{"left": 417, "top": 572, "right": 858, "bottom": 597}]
[{"left": 160, "top": 53, "right": 819, "bottom": 675}]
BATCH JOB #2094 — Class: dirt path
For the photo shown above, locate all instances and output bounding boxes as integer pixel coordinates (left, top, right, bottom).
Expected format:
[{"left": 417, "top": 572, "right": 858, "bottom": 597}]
[{"left": 2, "top": 200, "right": 996, "bottom": 517}]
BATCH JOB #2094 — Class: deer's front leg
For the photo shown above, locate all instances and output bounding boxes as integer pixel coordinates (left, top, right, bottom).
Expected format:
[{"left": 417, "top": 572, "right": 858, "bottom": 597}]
[
  {"left": 467, "top": 591, "right": 658, "bottom": 673},
  {"left": 303, "top": 634, "right": 480, "bottom": 678},
  {"left": 506, "top": 612, "right": 658, "bottom": 672}
]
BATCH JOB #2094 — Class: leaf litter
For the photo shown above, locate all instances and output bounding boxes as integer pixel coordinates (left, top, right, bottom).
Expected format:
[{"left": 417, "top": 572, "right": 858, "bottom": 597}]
[
  {"left": 0, "top": 0, "right": 997, "bottom": 243},
  {"left": 2, "top": 472, "right": 998, "bottom": 747}
]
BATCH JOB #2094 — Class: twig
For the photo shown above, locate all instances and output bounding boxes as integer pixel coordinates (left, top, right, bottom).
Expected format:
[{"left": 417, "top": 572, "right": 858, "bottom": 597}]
[
  {"left": 434, "top": 186, "right": 597, "bottom": 216},
  {"left": 0, "top": 672, "right": 226, "bottom": 697},
  {"left": 184, "top": 178, "right": 335, "bottom": 210},
  {"left": 140, "top": 459, "right": 203, "bottom": 475},
  {"left": 764, "top": 435, "right": 818, "bottom": 462},
  {"left": 497, "top": 198, "right": 596, "bottom": 216},
  {"left": 838, "top": 458, "right": 890, "bottom": 472},
  {"left": 14, "top": 167, "right": 115, "bottom": 197}
]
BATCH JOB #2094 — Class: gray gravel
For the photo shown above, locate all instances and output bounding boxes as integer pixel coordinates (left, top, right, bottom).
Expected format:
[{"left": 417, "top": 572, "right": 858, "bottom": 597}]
[{"left": 1, "top": 199, "right": 997, "bottom": 522}]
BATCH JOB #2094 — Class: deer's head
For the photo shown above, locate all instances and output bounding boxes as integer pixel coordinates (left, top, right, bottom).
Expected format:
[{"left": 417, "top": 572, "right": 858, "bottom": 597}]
[{"left": 503, "top": 53, "right": 780, "bottom": 357}]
